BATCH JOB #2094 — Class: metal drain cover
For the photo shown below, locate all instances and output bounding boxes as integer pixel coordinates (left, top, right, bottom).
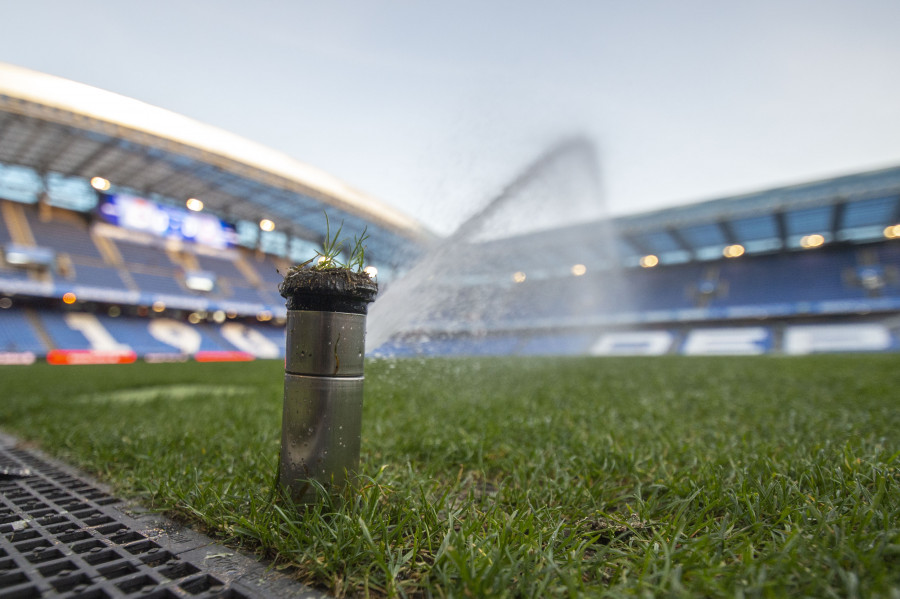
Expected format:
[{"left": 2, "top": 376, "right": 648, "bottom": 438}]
[{"left": 0, "top": 433, "right": 324, "bottom": 598}]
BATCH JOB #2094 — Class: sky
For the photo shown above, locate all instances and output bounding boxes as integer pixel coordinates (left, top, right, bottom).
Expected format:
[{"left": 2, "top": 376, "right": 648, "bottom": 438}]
[{"left": 2, "top": 1, "right": 900, "bottom": 234}]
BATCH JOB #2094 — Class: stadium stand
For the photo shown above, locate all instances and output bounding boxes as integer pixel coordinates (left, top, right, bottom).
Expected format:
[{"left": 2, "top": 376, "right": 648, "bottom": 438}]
[
  {"left": 114, "top": 239, "right": 175, "bottom": 268},
  {"left": 39, "top": 311, "right": 97, "bottom": 350},
  {"left": 194, "top": 252, "right": 247, "bottom": 281},
  {"left": 1, "top": 61, "right": 899, "bottom": 362},
  {"left": 23, "top": 207, "right": 102, "bottom": 260},
  {"left": 3, "top": 169, "right": 900, "bottom": 360},
  {"left": 0, "top": 307, "right": 45, "bottom": 353},
  {"left": 68, "top": 263, "right": 130, "bottom": 291}
]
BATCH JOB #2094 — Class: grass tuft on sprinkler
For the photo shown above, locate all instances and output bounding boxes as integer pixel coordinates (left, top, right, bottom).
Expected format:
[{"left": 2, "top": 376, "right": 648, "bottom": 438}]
[{"left": 278, "top": 214, "right": 378, "bottom": 312}]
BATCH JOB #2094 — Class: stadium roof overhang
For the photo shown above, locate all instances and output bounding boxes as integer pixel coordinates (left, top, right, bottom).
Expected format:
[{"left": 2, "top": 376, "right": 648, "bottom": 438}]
[
  {"left": 612, "top": 166, "right": 900, "bottom": 264},
  {"left": 0, "top": 62, "right": 435, "bottom": 264}
]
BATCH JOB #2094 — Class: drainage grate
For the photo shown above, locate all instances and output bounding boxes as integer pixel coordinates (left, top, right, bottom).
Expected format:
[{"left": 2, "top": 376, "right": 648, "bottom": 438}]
[{"left": 0, "top": 434, "right": 324, "bottom": 599}]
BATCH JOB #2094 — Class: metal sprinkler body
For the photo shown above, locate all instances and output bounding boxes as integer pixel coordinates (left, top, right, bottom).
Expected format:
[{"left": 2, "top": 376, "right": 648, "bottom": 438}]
[{"left": 278, "top": 268, "right": 377, "bottom": 503}]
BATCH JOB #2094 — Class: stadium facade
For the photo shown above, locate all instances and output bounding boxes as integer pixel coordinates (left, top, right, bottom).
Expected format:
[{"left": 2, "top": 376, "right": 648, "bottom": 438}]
[{"left": 1, "top": 63, "right": 899, "bottom": 364}]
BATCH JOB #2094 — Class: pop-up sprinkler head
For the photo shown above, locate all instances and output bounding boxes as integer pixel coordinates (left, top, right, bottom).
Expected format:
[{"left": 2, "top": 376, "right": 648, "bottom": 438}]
[{"left": 277, "top": 241, "right": 377, "bottom": 503}]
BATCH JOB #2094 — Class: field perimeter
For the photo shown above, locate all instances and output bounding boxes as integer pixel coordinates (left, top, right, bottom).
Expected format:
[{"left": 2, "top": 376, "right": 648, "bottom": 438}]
[{"left": 1, "top": 355, "right": 899, "bottom": 597}]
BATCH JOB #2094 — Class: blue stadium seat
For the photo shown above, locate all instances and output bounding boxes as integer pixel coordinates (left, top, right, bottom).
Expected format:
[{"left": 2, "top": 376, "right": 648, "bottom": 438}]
[
  {"left": 23, "top": 209, "right": 102, "bottom": 259},
  {"left": 94, "top": 315, "right": 185, "bottom": 354},
  {"left": 115, "top": 240, "right": 173, "bottom": 268},
  {"left": 130, "top": 272, "right": 189, "bottom": 296},
  {"left": 0, "top": 266, "right": 32, "bottom": 281},
  {"left": 69, "top": 264, "right": 129, "bottom": 290},
  {"left": 0, "top": 307, "right": 46, "bottom": 352},
  {"left": 194, "top": 253, "right": 248, "bottom": 281},
  {"left": 39, "top": 311, "right": 93, "bottom": 350},
  {"left": 714, "top": 249, "right": 865, "bottom": 308},
  {"left": 253, "top": 254, "right": 288, "bottom": 285},
  {"left": 227, "top": 284, "right": 266, "bottom": 304}
]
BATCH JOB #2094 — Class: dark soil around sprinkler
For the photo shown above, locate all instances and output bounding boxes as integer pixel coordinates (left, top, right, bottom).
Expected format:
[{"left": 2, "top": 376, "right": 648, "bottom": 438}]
[{"left": 279, "top": 266, "right": 378, "bottom": 314}]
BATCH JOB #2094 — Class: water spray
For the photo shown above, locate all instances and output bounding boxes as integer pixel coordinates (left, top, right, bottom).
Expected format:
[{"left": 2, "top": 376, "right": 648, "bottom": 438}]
[{"left": 365, "top": 136, "right": 615, "bottom": 352}]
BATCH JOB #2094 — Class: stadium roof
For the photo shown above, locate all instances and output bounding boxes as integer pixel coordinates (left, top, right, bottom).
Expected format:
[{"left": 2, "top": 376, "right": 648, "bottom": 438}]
[
  {"left": 470, "top": 163, "right": 900, "bottom": 279},
  {"left": 613, "top": 165, "right": 900, "bottom": 262},
  {"left": 3, "top": 61, "right": 898, "bottom": 275},
  {"left": 0, "top": 62, "right": 432, "bottom": 263}
]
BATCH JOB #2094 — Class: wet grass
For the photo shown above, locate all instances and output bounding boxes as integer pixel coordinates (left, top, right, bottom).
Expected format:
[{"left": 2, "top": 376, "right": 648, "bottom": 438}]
[{"left": 1, "top": 355, "right": 899, "bottom": 597}]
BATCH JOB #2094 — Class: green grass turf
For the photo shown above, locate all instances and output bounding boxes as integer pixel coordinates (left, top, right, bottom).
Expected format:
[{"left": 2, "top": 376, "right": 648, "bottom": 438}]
[{"left": 1, "top": 355, "right": 899, "bottom": 597}]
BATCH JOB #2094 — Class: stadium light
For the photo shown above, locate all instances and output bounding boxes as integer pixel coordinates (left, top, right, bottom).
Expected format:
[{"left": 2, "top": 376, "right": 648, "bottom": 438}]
[
  {"left": 800, "top": 234, "right": 825, "bottom": 249},
  {"left": 152, "top": 301, "right": 166, "bottom": 313},
  {"left": 513, "top": 271, "right": 527, "bottom": 283},
  {"left": 186, "top": 198, "right": 204, "bottom": 212},
  {"left": 640, "top": 255, "right": 659, "bottom": 268},
  {"left": 571, "top": 264, "right": 587, "bottom": 276},
  {"left": 259, "top": 219, "right": 275, "bottom": 232},
  {"left": 364, "top": 265, "right": 378, "bottom": 278},
  {"left": 90, "top": 177, "right": 110, "bottom": 191},
  {"left": 723, "top": 244, "right": 745, "bottom": 258},
  {"left": 884, "top": 224, "right": 900, "bottom": 239}
]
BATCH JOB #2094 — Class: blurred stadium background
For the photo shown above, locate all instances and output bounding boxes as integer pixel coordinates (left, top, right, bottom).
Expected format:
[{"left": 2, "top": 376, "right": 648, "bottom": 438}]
[{"left": 1, "top": 62, "right": 899, "bottom": 366}]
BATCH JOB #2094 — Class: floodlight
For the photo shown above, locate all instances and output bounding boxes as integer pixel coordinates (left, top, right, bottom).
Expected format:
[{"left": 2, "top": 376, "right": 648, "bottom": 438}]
[
  {"left": 260, "top": 219, "right": 275, "bottom": 232},
  {"left": 513, "top": 271, "right": 527, "bottom": 283},
  {"left": 723, "top": 244, "right": 745, "bottom": 258},
  {"left": 90, "top": 176, "right": 110, "bottom": 191},
  {"left": 186, "top": 198, "right": 204, "bottom": 212},
  {"left": 364, "top": 265, "right": 378, "bottom": 278},
  {"left": 571, "top": 264, "right": 587, "bottom": 276},
  {"left": 640, "top": 255, "right": 659, "bottom": 268},
  {"left": 800, "top": 234, "right": 825, "bottom": 249}
]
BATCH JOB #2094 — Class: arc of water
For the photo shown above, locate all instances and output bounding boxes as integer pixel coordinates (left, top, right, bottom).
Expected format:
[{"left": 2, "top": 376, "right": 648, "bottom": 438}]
[{"left": 366, "top": 137, "right": 607, "bottom": 352}]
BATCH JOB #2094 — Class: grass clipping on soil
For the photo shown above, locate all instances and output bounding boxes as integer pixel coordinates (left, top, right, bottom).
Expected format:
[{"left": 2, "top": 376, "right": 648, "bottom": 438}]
[
  {"left": 278, "top": 265, "right": 377, "bottom": 313},
  {"left": 278, "top": 214, "right": 377, "bottom": 303},
  {"left": 278, "top": 265, "right": 377, "bottom": 299}
]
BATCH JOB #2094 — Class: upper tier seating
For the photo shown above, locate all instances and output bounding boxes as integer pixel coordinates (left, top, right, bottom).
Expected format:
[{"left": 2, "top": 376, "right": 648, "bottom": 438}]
[
  {"left": 712, "top": 249, "right": 863, "bottom": 307},
  {"left": 68, "top": 264, "right": 129, "bottom": 290},
  {"left": 194, "top": 253, "right": 247, "bottom": 281},
  {"left": 23, "top": 209, "right": 102, "bottom": 259},
  {"left": 115, "top": 240, "right": 174, "bottom": 268},
  {"left": 129, "top": 272, "right": 188, "bottom": 297}
]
